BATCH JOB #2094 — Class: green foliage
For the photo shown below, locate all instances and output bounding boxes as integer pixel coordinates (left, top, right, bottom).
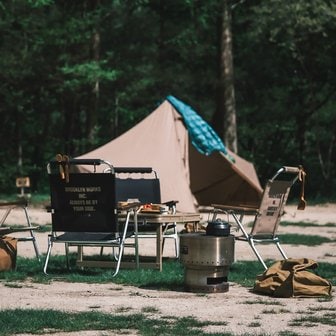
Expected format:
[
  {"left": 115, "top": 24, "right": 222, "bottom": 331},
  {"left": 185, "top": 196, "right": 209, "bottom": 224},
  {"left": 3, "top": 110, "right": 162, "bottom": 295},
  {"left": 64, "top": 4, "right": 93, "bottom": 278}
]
[
  {"left": 27, "top": 0, "right": 54, "bottom": 7},
  {"left": 0, "top": 0, "right": 335, "bottom": 198},
  {"left": 61, "top": 61, "right": 119, "bottom": 89},
  {"left": 233, "top": 0, "right": 336, "bottom": 189}
]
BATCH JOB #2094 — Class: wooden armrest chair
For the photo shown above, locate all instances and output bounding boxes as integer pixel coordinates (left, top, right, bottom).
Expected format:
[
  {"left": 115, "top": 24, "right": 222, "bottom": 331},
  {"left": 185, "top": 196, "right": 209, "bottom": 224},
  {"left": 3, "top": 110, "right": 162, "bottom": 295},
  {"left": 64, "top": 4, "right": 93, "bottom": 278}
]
[{"left": 212, "top": 166, "right": 306, "bottom": 270}]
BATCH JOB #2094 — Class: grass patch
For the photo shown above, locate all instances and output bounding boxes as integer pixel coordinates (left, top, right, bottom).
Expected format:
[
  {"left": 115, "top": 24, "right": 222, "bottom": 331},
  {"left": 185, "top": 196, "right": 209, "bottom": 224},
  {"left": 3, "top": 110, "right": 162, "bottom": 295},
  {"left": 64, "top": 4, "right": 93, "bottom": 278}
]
[
  {"left": 227, "top": 261, "right": 265, "bottom": 287},
  {"left": 278, "top": 233, "right": 335, "bottom": 246},
  {"left": 141, "top": 306, "right": 160, "bottom": 314},
  {"left": 35, "top": 224, "right": 52, "bottom": 232},
  {"left": 262, "top": 308, "right": 278, "bottom": 314},
  {"left": 0, "top": 193, "right": 50, "bottom": 206},
  {"left": 289, "top": 311, "right": 336, "bottom": 327},
  {"left": 262, "top": 308, "right": 291, "bottom": 314},
  {"left": 241, "top": 299, "right": 284, "bottom": 306},
  {"left": 0, "top": 309, "right": 228, "bottom": 336},
  {"left": 281, "top": 221, "right": 336, "bottom": 227},
  {"left": 317, "top": 296, "right": 334, "bottom": 302},
  {"left": 278, "top": 332, "right": 301, "bottom": 336},
  {"left": 1, "top": 256, "right": 335, "bottom": 288},
  {"left": 115, "top": 306, "right": 133, "bottom": 313},
  {"left": 248, "top": 321, "right": 261, "bottom": 327},
  {"left": 1, "top": 224, "right": 51, "bottom": 232},
  {"left": 308, "top": 307, "right": 336, "bottom": 313}
]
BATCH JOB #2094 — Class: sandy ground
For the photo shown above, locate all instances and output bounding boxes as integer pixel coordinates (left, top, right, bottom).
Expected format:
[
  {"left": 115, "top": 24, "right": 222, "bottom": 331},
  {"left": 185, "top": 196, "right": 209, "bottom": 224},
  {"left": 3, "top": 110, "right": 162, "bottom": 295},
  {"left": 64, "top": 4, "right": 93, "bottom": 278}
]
[{"left": 1, "top": 203, "right": 335, "bottom": 336}]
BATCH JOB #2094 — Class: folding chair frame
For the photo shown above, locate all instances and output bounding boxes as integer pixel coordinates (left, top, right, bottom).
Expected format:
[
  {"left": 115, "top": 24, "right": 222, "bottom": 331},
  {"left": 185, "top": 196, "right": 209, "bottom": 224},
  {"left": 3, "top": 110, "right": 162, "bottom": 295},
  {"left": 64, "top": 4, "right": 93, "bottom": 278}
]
[
  {"left": 43, "top": 158, "right": 140, "bottom": 277},
  {"left": 113, "top": 167, "right": 179, "bottom": 258},
  {"left": 212, "top": 166, "right": 305, "bottom": 270},
  {"left": 0, "top": 199, "right": 40, "bottom": 260}
]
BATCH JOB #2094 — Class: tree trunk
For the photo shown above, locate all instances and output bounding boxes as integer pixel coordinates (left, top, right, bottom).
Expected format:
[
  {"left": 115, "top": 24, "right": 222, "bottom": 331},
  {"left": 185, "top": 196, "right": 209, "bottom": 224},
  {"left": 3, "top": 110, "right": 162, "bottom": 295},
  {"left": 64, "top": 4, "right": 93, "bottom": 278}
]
[
  {"left": 213, "top": 0, "right": 238, "bottom": 153},
  {"left": 86, "top": 0, "right": 100, "bottom": 148}
]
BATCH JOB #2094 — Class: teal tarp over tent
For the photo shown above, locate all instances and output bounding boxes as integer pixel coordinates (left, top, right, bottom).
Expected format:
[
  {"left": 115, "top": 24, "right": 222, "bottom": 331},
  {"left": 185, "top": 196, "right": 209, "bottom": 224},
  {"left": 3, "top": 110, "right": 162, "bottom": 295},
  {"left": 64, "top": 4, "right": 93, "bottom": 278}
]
[
  {"left": 166, "top": 95, "right": 229, "bottom": 156},
  {"left": 78, "top": 96, "right": 263, "bottom": 212}
]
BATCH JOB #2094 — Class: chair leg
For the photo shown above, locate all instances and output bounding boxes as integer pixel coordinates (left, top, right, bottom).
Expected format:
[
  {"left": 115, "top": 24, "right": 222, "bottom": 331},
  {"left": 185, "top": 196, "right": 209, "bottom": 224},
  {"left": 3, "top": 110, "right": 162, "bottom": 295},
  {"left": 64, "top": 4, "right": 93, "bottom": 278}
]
[
  {"left": 112, "top": 242, "right": 123, "bottom": 277},
  {"left": 43, "top": 235, "right": 53, "bottom": 275},
  {"left": 112, "top": 210, "right": 133, "bottom": 277},
  {"left": 248, "top": 238, "right": 288, "bottom": 270},
  {"left": 249, "top": 238, "right": 268, "bottom": 270},
  {"left": 275, "top": 240, "right": 288, "bottom": 260},
  {"left": 65, "top": 243, "right": 71, "bottom": 269},
  {"left": 23, "top": 206, "right": 40, "bottom": 260},
  {"left": 0, "top": 207, "right": 12, "bottom": 225},
  {"left": 162, "top": 223, "right": 179, "bottom": 258},
  {"left": 1, "top": 204, "right": 40, "bottom": 260},
  {"left": 171, "top": 224, "right": 179, "bottom": 258},
  {"left": 170, "top": 223, "right": 179, "bottom": 258},
  {"left": 174, "top": 232, "right": 179, "bottom": 258},
  {"left": 161, "top": 237, "right": 179, "bottom": 258},
  {"left": 232, "top": 212, "right": 250, "bottom": 240}
]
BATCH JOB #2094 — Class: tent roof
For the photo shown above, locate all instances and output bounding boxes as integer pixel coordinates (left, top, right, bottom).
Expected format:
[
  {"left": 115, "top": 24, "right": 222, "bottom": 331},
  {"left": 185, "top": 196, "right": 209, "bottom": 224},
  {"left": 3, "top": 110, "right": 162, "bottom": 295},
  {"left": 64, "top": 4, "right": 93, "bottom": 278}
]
[
  {"left": 78, "top": 100, "right": 198, "bottom": 211},
  {"left": 78, "top": 97, "right": 262, "bottom": 212}
]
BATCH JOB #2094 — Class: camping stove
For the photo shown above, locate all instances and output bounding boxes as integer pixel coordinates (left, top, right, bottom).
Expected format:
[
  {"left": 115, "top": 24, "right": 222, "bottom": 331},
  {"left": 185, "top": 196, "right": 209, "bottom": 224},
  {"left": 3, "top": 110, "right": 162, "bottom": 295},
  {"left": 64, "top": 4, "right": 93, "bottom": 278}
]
[{"left": 179, "top": 233, "right": 235, "bottom": 293}]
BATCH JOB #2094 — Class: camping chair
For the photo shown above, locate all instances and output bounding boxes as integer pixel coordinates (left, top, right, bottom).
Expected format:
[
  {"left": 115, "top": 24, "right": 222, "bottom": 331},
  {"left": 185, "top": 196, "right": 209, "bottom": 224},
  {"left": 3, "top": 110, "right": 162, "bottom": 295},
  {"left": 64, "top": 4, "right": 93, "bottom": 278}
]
[
  {"left": 43, "top": 157, "right": 140, "bottom": 277},
  {"left": 0, "top": 198, "right": 40, "bottom": 260},
  {"left": 211, "top": 166, "right": 306, "bottom": 270},
  {"left": 102, "top": 167, "right": 179, "bottom": 258}
]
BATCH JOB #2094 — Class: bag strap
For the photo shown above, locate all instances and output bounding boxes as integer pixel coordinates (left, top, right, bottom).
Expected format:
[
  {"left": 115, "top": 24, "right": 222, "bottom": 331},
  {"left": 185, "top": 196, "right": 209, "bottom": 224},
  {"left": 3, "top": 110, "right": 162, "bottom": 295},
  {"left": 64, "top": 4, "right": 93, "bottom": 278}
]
[
  {"left": 297, "top": 166, "right": 307, "bottom": 210},
  {"left": 0, "top": 236, "right": 17, "bottom": 256},
  {"left": 293, "top": 258, "right": 318, "bottom": 272}
]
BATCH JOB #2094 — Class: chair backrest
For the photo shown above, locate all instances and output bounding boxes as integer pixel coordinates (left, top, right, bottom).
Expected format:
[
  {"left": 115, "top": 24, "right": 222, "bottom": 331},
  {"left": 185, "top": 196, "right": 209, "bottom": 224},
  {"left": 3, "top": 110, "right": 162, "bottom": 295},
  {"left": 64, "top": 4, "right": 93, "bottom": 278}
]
[
  {"left": 49, "top": 164, "right": 117, "bottom": 233},
  {"left": 250, "top": 166, "right": 302, "bottom": 238},
  {"left": 115, "top": 167, "right": 161, "bottom": 204},
  {"left": 251, "top": 179, "right": 292, "bottom": 237}
]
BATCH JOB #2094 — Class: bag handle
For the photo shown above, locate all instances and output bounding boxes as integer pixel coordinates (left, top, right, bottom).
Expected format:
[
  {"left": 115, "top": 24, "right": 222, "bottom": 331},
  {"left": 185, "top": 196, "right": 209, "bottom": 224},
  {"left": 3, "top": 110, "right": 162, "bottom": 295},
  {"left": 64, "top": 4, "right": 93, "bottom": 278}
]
[
  {"left": 297, "top": 166, "right": 307, "bottom": 210},
  {"left": 0, "top": 236, "right": 17, "bottom": 269}
]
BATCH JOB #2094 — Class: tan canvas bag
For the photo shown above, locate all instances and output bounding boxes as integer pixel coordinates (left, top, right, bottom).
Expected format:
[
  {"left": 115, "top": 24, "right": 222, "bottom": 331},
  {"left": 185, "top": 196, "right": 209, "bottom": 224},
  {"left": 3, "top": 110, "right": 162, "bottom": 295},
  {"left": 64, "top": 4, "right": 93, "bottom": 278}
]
[
  {"left": 0, "top": 236, "right": 18, "bottom": 271},
  {"left": 254, "top": 258, "right": 332, "bottom": 297}
]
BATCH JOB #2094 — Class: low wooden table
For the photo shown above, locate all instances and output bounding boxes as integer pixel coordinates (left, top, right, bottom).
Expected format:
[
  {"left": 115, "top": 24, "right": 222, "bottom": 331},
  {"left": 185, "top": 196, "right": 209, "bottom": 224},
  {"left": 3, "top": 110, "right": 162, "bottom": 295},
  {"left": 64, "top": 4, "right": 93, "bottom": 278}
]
[
  {"left": 135, "top": 212, "right": 201, "bottom": 271},
  {"left": 76, "top": 212, "right": 201, "bottom": 271}
]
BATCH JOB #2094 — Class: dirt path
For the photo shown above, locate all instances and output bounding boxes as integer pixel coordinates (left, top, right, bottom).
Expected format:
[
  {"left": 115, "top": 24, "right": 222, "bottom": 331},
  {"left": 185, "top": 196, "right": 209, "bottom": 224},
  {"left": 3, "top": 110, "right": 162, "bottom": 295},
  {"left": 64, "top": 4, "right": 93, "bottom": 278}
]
[{"left": 1, "top": 204, "right": 335, "bottom": 336}]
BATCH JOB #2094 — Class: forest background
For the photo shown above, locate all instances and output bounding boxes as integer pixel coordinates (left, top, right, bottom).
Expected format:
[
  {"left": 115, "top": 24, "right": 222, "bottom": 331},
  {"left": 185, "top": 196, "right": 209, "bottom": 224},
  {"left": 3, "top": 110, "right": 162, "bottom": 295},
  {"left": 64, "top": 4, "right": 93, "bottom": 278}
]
[{"left": 0, "top": 0, "right": 335, "bottom": 201}]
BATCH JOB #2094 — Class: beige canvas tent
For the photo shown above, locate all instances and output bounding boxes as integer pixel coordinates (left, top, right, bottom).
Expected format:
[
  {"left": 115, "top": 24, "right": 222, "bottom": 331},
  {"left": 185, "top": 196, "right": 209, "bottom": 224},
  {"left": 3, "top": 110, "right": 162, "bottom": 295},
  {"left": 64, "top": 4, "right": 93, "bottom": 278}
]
[{"left": 78, "top": 96, "right": 262, "bottom": 212}]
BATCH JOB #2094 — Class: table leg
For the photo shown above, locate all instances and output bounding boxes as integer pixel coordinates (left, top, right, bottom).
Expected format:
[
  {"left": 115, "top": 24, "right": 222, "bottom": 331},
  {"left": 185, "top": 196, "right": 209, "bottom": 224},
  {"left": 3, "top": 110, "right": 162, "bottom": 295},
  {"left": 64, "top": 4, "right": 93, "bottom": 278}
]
[
  {"left": 134, "top": 210, "right": 139, "bottom": 269},
  {"left": 156, "top": 224, "right": 163, "bottom": 271},
  {"left": 77, "top": 246, "right": 83, "bottom": 262}
]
